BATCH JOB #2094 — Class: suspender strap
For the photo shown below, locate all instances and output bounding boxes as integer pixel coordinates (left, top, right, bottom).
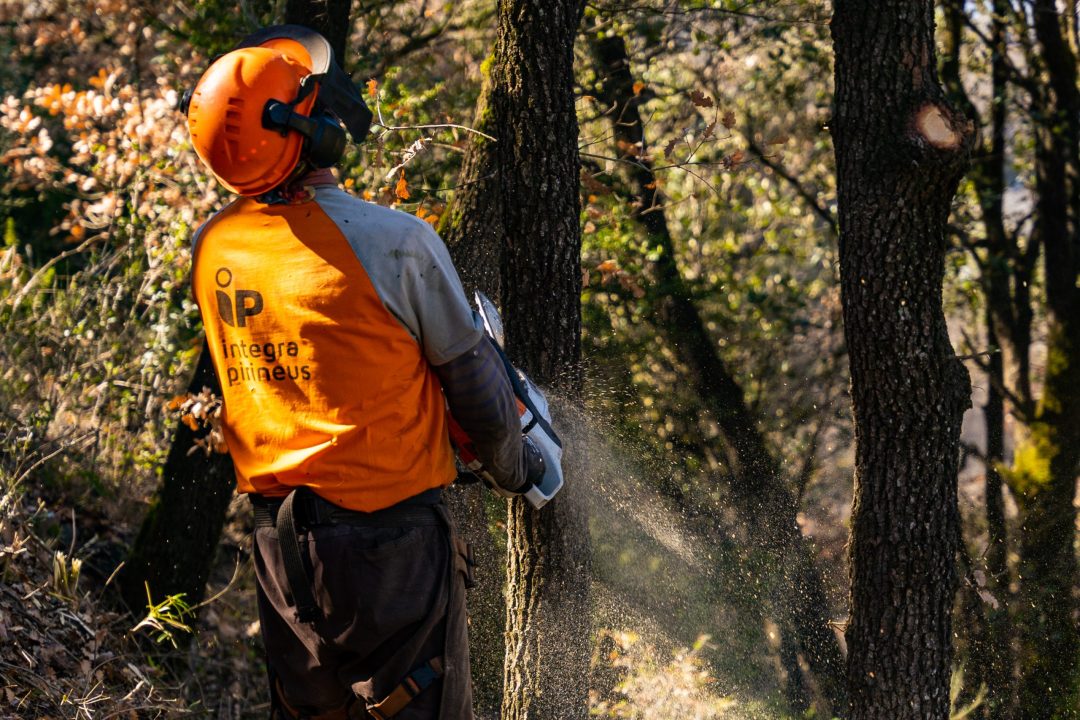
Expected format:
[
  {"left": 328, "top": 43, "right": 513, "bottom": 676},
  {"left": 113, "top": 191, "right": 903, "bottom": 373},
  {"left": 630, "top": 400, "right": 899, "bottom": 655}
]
[
  {"left": 277, "top": 489, "right": 323, "bottom": 624},
  {"left": 367, "top": 657, "right": 444, "bottom": 720}
]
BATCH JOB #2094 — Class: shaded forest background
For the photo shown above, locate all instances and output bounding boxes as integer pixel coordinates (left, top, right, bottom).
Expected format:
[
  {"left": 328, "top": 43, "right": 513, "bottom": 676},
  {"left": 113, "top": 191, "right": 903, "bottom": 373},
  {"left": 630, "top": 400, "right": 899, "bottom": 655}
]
[{"left": 0, "top": 0, "right": 1077, "bottom": 719}]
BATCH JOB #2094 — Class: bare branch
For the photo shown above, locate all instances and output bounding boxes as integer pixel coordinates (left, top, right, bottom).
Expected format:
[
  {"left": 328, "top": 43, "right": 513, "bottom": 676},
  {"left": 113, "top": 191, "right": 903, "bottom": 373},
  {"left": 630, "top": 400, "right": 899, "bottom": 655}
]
[{"left": 744, "top": 132, "right": 838, "bottom": 237}]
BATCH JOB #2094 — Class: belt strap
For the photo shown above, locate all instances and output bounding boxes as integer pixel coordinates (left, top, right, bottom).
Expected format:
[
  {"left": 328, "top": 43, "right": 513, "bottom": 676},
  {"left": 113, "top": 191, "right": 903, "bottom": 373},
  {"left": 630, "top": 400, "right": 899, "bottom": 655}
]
[
  {"left": 252, "top": 491, "right": 443, "bottom": 529},
  {"left": 277, "top": 489, "right": 322, "bottom": 624},
  {"left": 367, "top": 657, "right": 444, "bottom": 720}
]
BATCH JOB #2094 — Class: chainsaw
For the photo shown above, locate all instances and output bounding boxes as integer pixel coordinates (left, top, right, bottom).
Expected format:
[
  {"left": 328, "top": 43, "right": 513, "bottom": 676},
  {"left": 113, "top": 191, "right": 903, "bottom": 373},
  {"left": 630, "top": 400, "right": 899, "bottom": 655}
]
[{"left": 448, "top": 291, "right": 565, "bottom": 509}]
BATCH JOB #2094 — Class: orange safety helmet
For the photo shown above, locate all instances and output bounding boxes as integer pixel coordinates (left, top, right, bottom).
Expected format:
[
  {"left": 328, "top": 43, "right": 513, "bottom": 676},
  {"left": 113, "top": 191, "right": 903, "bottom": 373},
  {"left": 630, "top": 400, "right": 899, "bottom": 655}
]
[{"left": 183, "top": 26, "right": 373, "bottom": 197}]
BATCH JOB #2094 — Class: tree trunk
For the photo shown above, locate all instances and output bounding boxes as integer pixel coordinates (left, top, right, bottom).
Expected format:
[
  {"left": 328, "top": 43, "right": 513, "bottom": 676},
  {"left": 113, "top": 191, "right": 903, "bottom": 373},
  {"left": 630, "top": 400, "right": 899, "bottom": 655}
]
[
  {"left": 490, "top": 1, "right": 591, "bottom": 718},
  {"left": 284, "top": 0, "right": 351, "bottom": 60},
  {"left": 440, "top": 76, "right": 509, "bottom": 713},
  {"left": 440, "top": 65, "right": 503, "bottom": 300},
  {"left": 122, "top": 1, "right": 354, "bottom": 617},
  {"left": 439, "top": 54, "right": 507, "bottom": 720},
  {"left": 831, "top": 2, "right": 973, "bottom": 718},
  {"left": 979, "top": 316, "right": 1011, "bottom": 720},
  {"left": 587, "top": 29, "right": 846, "bottom": 716},
  {"left": 120, "top": 340, "right": 235, "bottom": 613}
]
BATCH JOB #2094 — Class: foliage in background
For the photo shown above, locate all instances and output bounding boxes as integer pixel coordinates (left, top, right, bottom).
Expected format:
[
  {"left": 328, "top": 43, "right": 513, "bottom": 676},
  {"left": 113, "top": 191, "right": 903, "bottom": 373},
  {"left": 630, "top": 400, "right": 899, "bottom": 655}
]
[
  {"left": 0, "top": 0, "right": 1075, "bottom": 717},
  {"left": 0, "top": 1, "right": 215, "bottom": 513}
]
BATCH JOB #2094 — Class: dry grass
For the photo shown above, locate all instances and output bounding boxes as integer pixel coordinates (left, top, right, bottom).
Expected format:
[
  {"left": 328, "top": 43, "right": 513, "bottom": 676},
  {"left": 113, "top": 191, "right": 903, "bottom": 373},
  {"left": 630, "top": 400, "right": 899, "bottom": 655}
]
[{"left": 591, "top": 630, "right": 788, "bottom": 720}]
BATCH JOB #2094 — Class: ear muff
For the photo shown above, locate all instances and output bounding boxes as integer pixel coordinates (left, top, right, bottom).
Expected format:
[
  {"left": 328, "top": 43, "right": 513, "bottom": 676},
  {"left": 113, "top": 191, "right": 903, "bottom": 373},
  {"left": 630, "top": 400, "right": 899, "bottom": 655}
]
[
  {"left": 237, "top": 25, "right": 374, "bottom": 145},
  {"left": 263, "top": 103, "right": 346, "bottom": 168},
  {"left": 259, "top": 75, "right": 346, "bottom": 168}
]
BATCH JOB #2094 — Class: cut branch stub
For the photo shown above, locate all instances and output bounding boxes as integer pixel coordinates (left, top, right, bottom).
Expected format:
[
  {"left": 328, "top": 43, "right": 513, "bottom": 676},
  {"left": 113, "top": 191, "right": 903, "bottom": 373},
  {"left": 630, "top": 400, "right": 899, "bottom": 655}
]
[{"left": 913, "top": 103, "right": 969, "bottom": 150}]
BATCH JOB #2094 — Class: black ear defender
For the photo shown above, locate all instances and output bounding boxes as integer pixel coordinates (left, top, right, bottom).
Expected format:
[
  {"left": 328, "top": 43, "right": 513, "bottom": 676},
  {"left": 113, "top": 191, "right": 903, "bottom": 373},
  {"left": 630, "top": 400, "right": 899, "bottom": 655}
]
[
  {"left": 263, "top": 101, "right": 347, "bottom": 168},
  {"left": 179, "top": 87, "right": 193, "bottom": 116},
  {"left": 262, "top": 73, "right": 348, "bottom": 167},
  {"left": 238, "top": 25, "right": 374, "bottom": 145}
]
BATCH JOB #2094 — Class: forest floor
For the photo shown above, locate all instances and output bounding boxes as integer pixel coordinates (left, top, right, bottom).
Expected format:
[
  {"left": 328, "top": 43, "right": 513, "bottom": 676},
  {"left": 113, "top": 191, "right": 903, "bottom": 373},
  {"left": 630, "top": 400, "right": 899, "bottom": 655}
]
[
  {"left": 0, "top": 491, "right": 265, "bottom": 719},
  {"left": 0, "top": 456, "right": 850, "bottom": 720}
]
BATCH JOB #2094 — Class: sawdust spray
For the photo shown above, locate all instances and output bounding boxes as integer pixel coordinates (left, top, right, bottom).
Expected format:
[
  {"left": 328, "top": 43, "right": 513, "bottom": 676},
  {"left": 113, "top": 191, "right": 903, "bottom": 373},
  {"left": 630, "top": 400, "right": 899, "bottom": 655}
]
[{"left": 528, "top": 384, "right": 823, "bottom": 720}]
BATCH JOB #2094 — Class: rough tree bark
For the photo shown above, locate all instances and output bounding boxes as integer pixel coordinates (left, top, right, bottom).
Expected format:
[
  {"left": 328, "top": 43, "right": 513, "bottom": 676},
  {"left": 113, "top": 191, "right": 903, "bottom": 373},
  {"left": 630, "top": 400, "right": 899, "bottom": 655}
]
[
  {"left": 440, "top": 66, "right": 503, "bottom": 300},
  {"left": 121, "top": 2, "right": 353, "bottom": 615},
  {"left": 490, "top": 0, "right": 591, "bottom": 718},
  {"left": 831, "top": 2, "right": 973, "bottom": 718},
  {"left": 439, "top": 65, "right": 508, "bottom": 719},
  {"left": 587, "top": 29, "right": 846, "bottom": 717},
  {"left": 284, "top": 0, "right": 351, "bottom": 58}
]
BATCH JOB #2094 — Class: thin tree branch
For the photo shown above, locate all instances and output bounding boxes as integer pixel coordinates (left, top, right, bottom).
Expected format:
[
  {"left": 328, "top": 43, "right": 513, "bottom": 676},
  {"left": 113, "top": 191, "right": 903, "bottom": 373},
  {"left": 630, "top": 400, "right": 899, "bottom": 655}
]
[{"left": 745, "top": 136, "right": 838, "bottom": 237}]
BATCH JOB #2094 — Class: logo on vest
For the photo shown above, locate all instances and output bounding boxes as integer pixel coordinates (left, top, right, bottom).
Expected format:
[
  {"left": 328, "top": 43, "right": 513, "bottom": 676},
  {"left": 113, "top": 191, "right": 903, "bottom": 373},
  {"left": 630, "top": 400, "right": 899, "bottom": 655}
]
[{"left": 215, "top": 267, "right": 263, "bottom": 327}]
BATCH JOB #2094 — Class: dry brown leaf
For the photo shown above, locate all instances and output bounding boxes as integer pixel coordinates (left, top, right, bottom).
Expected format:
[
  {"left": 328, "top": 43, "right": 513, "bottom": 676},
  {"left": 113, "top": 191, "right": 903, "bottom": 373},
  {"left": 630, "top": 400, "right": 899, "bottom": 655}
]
[
  {"left": 394, "top": 172, "right": 410, "bottom": 201},
  {"left": 616, "top": 139, "right": 641, "bottom": 157},
  {"left": 690, "top": 90, "right": 714, "bottom": 108}
]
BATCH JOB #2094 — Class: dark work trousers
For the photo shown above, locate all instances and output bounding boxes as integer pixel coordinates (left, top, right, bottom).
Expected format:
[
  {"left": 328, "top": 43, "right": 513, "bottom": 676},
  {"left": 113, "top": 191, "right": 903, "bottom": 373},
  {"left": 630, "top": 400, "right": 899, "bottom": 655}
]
[{"left": 252, "top": 501, "right": 474, "bottom": 720}]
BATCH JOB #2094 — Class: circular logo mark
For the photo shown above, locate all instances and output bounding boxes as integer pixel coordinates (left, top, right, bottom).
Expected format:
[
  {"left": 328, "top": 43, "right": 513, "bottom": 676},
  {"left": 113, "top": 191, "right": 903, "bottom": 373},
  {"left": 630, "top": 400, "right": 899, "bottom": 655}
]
[{"left": 215, "top": 267, "right": 233, "bottom": 288}]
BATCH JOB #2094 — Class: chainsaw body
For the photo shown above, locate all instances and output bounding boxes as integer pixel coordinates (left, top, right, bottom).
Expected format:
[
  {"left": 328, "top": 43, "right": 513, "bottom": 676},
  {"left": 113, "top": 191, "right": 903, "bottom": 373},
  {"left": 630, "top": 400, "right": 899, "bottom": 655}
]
[{"left": 447, "top": 292, "right": 564, "bottom": 509}]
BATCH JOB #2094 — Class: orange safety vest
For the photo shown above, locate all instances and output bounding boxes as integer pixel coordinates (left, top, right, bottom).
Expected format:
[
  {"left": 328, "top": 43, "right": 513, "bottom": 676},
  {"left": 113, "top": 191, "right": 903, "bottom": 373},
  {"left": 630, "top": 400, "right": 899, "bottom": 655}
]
[{"left": 191, "top": 185, "right": 482, "bottom": 511}]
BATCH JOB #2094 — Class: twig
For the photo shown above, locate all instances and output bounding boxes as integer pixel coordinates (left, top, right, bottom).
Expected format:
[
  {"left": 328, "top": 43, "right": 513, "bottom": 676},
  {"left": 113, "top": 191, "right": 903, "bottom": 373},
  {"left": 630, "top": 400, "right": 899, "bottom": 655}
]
[
  {"left": 189, "top": 554, "right": 243, "bottom": 612},
  {"left": 744, "top": 123, "right": 838, "bottom": 237},
  {"left": 589, "top": 0, "right": 830, "bottom": 27},
  {"left": 374, "top": 122, "right": 496, "bottom": 142},
  {"left": 958, "top": 326, "right": 1031, "bottom": 420},
  {"left": 101, "top": 560, "right": 125, "bottom": 593},
  {"left": 5, "top": 236, "right": 102, "bottom": 322},
  {"left": 12, "top": 433, "right": 96, "bottom": 487},
  {"left": 578, "top": 151, "right": 728, "bottom": 199},
  {"left": 67, "top": 508, "right": 76, "bottom": 559}
]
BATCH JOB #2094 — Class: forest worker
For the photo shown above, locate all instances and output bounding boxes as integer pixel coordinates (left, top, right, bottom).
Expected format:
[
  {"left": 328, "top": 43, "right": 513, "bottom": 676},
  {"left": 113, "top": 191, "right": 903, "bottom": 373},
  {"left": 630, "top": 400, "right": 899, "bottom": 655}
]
[{"left": 181, "top": 25, "right": 542, "bottom": 720}]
